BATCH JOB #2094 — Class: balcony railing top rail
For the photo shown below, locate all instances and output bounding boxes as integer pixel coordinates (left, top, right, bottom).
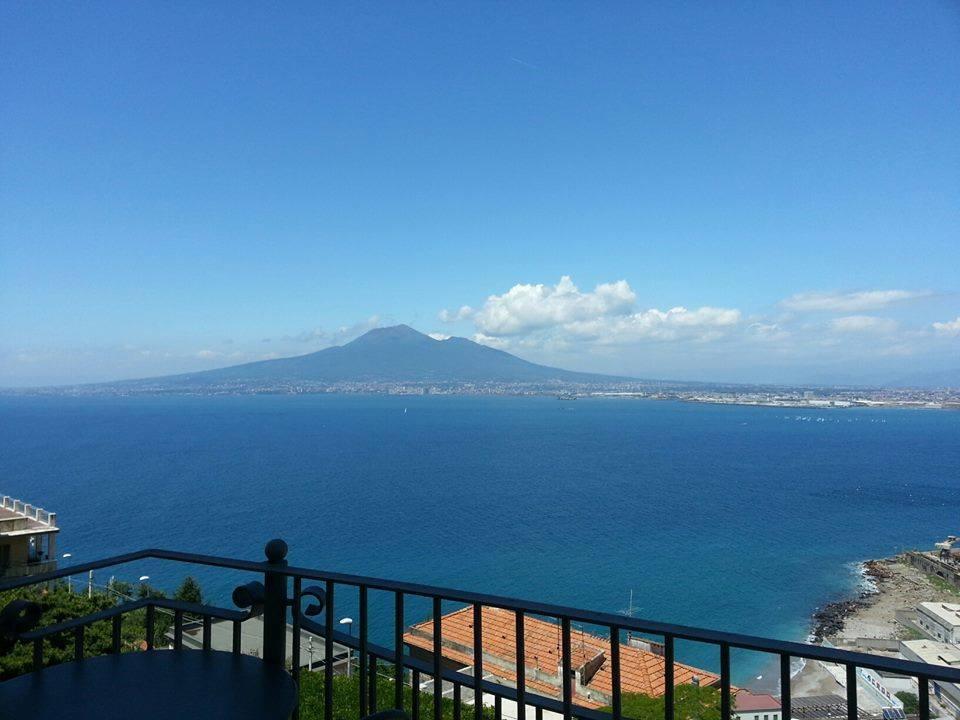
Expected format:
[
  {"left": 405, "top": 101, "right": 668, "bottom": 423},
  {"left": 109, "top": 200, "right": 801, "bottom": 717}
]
[{"left": 2, "top": 541, "right": 958, "bottom": 720}]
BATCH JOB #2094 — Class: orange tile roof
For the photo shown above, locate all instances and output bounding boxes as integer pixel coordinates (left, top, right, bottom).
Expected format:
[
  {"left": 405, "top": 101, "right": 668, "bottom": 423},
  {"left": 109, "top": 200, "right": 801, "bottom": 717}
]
[{"left": 403, "top": 606, "right": 720, "bottom": 709}]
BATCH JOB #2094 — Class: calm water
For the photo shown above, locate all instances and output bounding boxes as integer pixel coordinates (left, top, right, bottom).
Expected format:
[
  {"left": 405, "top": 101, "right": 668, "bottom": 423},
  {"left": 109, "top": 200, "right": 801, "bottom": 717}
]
[{"left": 2, "top": 394, "right": 958, "bottom": 681}]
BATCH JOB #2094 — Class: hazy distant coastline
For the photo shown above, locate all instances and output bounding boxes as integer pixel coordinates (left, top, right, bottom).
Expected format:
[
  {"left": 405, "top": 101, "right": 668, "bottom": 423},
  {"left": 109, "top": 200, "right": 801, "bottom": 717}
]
[
  {"left": 2, "top": 325, "right": 957, "bottom": 407},
  {"left": 3, "top": 380, "right": 958, "bottom": 410}
]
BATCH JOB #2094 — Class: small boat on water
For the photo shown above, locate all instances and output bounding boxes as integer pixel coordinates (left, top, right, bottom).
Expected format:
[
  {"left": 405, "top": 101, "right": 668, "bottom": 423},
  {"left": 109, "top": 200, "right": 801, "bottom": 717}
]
[{"left": 557, "top": 393, "right": 578, "bottom": 400}]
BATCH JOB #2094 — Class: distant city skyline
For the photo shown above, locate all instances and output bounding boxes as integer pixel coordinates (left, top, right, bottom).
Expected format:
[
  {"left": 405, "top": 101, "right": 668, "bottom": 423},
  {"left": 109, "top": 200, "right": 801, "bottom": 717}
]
[{"left": 1, "top": 3, "right": 958, "bottom": 387}]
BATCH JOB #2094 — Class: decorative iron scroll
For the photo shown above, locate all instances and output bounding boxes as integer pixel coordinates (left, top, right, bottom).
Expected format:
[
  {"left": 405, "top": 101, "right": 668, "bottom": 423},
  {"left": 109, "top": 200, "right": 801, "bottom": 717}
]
[
  {"left": 295, "top": 584, "right": 326, "bottom": 635},
  {"left": 0, "top": 599, "right": 41, "bottom": 655}
]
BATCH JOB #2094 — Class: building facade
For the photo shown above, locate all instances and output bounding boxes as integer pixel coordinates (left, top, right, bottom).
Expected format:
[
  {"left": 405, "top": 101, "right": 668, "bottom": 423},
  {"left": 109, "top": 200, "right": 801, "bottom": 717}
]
[
  {"left": 917, "top": 603, "right": 960, "bottom": 645},
  {"left": 899, "top": 640, "right": 960, "bottom": 720},
  {"left": 734, "top": 692, "right": 782, "bottom": 720},
  {"left": 0, "top": 496, "right": 58, "bottom": 578}
]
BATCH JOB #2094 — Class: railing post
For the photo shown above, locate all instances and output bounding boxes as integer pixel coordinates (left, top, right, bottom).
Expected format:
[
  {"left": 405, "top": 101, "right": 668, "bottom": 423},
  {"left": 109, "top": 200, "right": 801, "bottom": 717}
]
[
  {"left": 846, "top": 664, "right": 857, "bottom": 720},
  {"left": 262, "top": 538, "right": 289, "bottom": 668},
  {"left": 112, "top": 615, "right": 122, "bottom": 653},
  {"left": 780, "top": 654, "right": 791, "bottom": 720},
  {"left": 918, "top": 676, "right": 929, "bottom": 720},
  {"left": 663, "top": 635, "right": 675, "bottom": 720},
  {"left": 720, "top": 643, "right": 731, "bottom": 720},
  {"left": 146, "top": 605, "right": 155, "bottom": 650}
]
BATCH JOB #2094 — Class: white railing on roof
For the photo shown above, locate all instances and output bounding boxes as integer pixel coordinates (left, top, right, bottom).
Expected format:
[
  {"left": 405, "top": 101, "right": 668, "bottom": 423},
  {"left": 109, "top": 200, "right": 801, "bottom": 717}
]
[{"left": 0, "top": 495, "right": 57, "bottom": 527}]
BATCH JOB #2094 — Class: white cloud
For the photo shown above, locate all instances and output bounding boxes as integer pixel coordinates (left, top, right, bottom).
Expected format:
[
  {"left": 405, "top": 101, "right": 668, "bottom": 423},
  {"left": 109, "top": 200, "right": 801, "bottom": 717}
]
[
  {"left": 932, "top": 317, "right": 960, "bottom": 337},
  {"left": 747, "top": 322, "right": 789, "bottom": 342},
  {"left": 473, "top": 276, "right": 636, "bottom": 335},
  {"left": 829, "top": 315, "right": 898, "bottom": 334},
  {"left": 428, "top": 332, "right": 451, "bottom": 341},
  {"left": 439, "top": 305, "right": 474, "bottom": 323},
  {"left": 196, "top": 350, "right": 221, "bottom": 359},
  {"left": 473, "top": 332, "right": 511, "bottom": 349},
  {"left": 781, "top": 289, "right": 925, "bottom": 313},
  {"left": 563, "top": 306, "right": 741, "bottom": 344},
  {"left": 450, "top": 276, "right": 740, "bottom": 347}
]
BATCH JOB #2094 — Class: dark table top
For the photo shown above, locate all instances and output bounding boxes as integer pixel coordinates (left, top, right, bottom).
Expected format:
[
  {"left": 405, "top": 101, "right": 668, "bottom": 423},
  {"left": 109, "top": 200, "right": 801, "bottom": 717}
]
[{"left": 0, "top": 649, "right": 297, "bottom": 720}]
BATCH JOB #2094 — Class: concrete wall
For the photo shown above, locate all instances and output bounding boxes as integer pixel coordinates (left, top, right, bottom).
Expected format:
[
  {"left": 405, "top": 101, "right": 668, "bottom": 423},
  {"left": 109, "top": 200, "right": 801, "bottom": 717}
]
[
  {"left": 916, "top": 606, "right": 960, "bottom": 645},
  {"left": 904, "top": 552, "right": 960, "bottom": 591}
]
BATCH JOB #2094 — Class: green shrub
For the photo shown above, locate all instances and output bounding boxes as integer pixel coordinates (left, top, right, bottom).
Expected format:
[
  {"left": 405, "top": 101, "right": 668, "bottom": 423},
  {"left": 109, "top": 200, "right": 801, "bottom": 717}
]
[
  {"left": 0, "top": 582, "right": 176, "bottom": 679},
  {"left": 600, "top": 685, "right": 724, "bottom": 720},
  {"left": 895, "top": 692, "right": 918, "bottom": 715},
  {"left": 299, "top": 669, "right": 495, "bottom": 720}
]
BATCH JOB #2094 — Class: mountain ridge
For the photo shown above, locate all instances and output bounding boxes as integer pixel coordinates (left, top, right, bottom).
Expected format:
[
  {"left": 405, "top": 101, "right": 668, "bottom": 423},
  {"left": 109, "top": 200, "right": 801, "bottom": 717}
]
[{"left": 117, "top": 325, "right": 628, "bottom": 387}]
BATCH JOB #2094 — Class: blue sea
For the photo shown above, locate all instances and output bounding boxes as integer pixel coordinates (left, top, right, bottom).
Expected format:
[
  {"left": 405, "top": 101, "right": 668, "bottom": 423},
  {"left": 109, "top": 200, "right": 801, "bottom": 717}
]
[{"left": 1, "top": 394, "right": 958, "bottom": 683}]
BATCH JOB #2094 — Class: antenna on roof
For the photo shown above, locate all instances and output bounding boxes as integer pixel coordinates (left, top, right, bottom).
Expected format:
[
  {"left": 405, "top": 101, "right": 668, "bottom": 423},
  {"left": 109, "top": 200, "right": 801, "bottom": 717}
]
[{"left": 620, "top": 590, "right": 638, "bottom": 645}]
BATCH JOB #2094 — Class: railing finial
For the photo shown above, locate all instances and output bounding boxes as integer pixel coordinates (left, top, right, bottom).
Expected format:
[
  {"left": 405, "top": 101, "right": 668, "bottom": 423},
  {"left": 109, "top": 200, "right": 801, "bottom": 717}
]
[{"left": 264, "top": 538, "right": 287, "bottom": 564}]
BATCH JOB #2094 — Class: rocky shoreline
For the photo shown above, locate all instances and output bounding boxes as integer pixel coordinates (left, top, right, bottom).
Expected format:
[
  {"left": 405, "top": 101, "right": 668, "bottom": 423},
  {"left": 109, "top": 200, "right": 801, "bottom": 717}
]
[
  {"left": 784, "top": 557, "right": 941, "bottom": 702},
  {"left": 809, "top": 560, "right": 896, "bottom": 642}
]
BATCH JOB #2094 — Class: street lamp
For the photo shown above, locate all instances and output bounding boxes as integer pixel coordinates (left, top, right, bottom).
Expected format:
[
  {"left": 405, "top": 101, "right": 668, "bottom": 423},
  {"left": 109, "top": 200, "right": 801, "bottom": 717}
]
[{"left": 340, "top": 618, "right": 354, "bottom": 677}]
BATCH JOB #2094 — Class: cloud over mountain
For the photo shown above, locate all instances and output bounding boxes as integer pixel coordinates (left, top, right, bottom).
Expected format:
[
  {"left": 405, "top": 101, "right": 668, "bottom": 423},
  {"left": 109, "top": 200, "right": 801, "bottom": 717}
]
[
  {"left": 443, "top": 276, "right": 740, "bottom": 348},
  {"left": 472, "top": 276, "right": 636, "bottom": 335}
]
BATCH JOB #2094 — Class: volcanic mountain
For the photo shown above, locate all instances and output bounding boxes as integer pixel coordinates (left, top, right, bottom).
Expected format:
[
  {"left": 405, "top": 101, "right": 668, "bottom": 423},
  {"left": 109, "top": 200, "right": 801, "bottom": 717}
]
[{"left": 126, "top": 325, "right": 625, "bottom": 387}]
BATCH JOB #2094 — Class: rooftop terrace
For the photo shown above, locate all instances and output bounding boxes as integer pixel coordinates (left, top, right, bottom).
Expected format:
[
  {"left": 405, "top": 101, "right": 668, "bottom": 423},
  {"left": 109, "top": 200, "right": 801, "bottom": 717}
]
[{"left": 0, "top": 496, "right": 59, "bottom": 537}]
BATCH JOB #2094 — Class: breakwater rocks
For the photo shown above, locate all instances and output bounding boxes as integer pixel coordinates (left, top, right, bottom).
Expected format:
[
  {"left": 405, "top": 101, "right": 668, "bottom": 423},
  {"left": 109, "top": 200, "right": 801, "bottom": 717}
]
[
  {"left": 809, "top": 559, "right": 893, "bottom": 642},
  {"left": 811, "top": 599, "right": 867, "bottom": 641}
]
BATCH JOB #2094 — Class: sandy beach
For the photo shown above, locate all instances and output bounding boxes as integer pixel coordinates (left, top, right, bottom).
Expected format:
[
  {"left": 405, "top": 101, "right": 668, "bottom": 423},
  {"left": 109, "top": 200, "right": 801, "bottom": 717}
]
[
  {"left": 789, "top": 555, "right": 959, "bottom": 704},
  {"left": 822, "top": 557, "right": 956, "bottom": 646}
]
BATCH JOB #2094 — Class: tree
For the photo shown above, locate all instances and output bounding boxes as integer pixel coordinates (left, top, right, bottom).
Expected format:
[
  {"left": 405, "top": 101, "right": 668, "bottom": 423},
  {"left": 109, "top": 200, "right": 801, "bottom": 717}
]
[
  {"left": 174, "top": 576, "right": 203, "bottom": 605},
  {"left": 108, "top": 578, "right": 134, "bottom": 599},
  {"left": 0, "top": 584, "right": 162, "bottom": 680},
  {"left": 896, "top": 692, "right": 919, "bottom": 715},
  {"left": 136, "top": 583, "right": 166, "bottom": 600}
]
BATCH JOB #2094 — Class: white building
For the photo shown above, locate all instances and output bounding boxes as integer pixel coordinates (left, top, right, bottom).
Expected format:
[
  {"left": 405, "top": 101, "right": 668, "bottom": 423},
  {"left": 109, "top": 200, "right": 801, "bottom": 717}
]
[
  {"left": 917, "top": 602, "right": 960, "bottom": 644},
  {"left": 0, "top": 496, "right": 58, "bottom": 578},
  {"left": 899, "top": 640, "right": 960, "bottom": 719},
  {"left": 734, "top": 692, "right": 781, "bottom": 720}
]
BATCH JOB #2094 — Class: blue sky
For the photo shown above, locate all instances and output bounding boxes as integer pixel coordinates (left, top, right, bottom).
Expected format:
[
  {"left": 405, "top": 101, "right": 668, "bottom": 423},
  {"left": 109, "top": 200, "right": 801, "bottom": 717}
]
[{"left": 1, "top": 2, "right": 958, "bottom": 386}]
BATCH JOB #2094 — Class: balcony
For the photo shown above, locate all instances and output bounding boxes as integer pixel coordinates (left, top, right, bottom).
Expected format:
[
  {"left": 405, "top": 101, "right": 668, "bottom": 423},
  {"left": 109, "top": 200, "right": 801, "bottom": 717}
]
[
  {"left": 0, "top": 558, "right": 58, "bottom": 579},
  {"left": 2, "top": 540, "right": 960, "bottom": 720}
]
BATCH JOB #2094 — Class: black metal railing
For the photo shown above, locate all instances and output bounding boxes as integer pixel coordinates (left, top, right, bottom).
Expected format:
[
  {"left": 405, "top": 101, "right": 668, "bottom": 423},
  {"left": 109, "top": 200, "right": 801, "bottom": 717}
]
[{"left": 3, "top": 540, "right": 960, "bottom": 720}]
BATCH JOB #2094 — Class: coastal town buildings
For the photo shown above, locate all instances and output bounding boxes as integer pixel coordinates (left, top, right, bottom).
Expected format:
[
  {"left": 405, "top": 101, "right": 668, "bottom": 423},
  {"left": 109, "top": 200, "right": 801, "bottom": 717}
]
[
  {"left": 734, "top": 692, "right": 782, "bottom": 720},
  {"left": 899, "top": 640, "right": 960, "bottom": 719},
  {"left": 0, "top": 495, "right": 58, "bottom": 578},
  {"left": 916, "top": 603, "right": 960, "bottom": 645},
  {"left": 403, "top": 606, "right": 719, "bottom": 709}
]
